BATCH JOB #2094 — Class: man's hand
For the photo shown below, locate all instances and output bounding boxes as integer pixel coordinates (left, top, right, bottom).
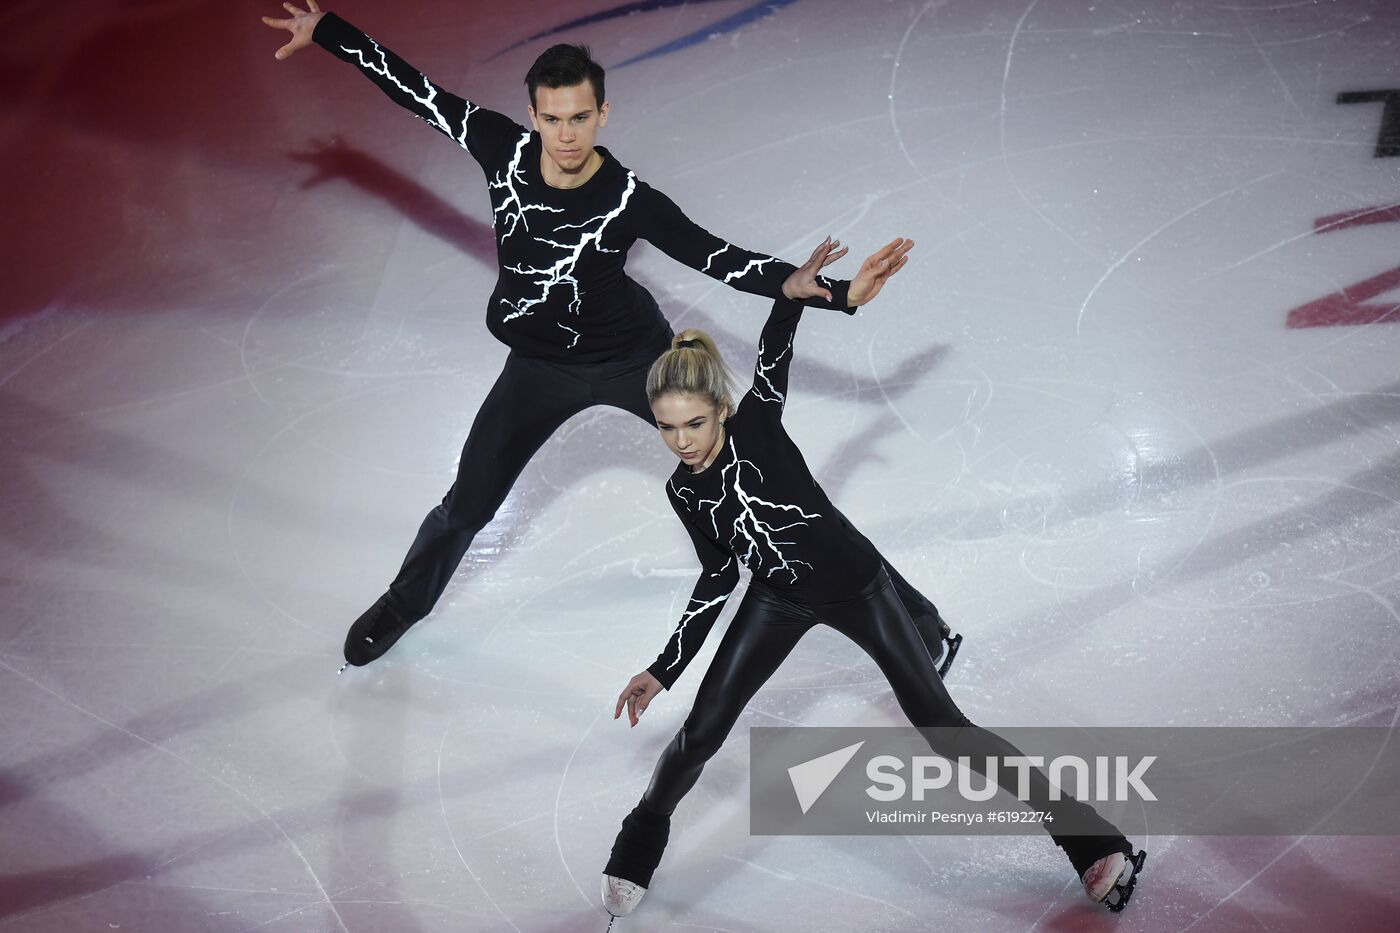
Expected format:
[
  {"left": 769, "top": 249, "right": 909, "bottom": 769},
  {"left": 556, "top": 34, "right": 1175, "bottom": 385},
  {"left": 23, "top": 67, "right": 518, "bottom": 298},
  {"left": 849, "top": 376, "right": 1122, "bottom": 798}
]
[
  {"left": 615, "top": 671, "right": 664, "bottom": 728},
  {"left": 781, "top": 236, "right": 849, "bottom": 302},
  {"left": 847, "top": 237, "right": 915, "bottom": 307},
  {"left": 262, "top": 1, "right": 326, "bottom": 60}
]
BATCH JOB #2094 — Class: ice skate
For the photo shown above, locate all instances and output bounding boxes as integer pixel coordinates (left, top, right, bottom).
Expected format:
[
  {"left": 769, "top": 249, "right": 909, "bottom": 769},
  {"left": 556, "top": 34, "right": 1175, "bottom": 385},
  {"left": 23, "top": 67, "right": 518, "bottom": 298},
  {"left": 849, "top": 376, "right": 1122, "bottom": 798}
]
[
  {"left": 1082, "top": 848, "right": 1146, "bottom": 912},
  {"left": 342, "top": 593, "right": 416, "bottom": 667},
  {"left": 601, "top": 874, "right": 646, "bottom": 917},
  {"left": 601, "top": 803, "right": 670, "bottom": 917},
  {"left": 935, "top": 624, "right": 963, "bottom": 679},
  {"left": 919, "top": 610, "right": 963, "bottom": 678}
]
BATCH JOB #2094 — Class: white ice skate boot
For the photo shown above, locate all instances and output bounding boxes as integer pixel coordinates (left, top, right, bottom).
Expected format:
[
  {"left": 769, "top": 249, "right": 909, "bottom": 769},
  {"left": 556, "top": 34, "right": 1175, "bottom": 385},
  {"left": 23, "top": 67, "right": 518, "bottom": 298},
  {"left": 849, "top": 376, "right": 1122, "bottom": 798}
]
[
  {"left": 602, "top": 874, "right": 646, "bottom": 917},
  {"left": 1082, "top": 849, "right": 1146, "bottom": 912},
  {"left": 601, "top": 802, "right": 669, "bottom": 917}
]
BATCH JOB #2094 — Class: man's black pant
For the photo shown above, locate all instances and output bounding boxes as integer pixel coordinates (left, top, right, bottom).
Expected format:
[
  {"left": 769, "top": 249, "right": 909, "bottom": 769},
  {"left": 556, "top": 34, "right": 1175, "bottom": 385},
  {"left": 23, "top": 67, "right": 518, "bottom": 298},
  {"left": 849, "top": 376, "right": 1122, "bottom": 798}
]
[{"left": 384, "top": 340, "right": 668, "bottom": 620}]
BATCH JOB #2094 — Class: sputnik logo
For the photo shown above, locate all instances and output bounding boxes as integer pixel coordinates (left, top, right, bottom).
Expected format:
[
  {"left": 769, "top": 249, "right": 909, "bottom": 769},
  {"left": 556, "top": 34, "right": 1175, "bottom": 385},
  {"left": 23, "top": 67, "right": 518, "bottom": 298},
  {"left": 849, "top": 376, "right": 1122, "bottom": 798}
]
[{"left": 788, "top": 742, "right": 865, "bottom": 814}]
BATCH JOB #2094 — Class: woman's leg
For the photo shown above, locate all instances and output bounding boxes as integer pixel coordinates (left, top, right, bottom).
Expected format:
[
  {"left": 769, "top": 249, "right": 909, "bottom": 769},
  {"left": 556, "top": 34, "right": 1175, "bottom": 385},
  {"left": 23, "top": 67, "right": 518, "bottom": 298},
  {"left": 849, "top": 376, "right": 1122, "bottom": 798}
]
[
  {"left": 604, "top": 584, "right": 813, "bottom": 905},
  {"left": 640, "top": 584, "right": 815, "bottom": 815},
  {"left": 820, "top": 573, "right": 1130, "bottom": 863},
  {"left": 828, "top": 506, "right": 956, "bottom": 666}
]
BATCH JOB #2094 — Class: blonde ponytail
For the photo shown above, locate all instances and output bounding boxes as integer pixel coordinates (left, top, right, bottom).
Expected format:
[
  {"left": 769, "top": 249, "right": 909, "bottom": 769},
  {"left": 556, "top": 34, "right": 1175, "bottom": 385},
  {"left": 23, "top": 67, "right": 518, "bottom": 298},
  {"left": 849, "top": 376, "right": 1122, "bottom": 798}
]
[{"left": 646, "top": 328, "right": 738, "bottom": 413}]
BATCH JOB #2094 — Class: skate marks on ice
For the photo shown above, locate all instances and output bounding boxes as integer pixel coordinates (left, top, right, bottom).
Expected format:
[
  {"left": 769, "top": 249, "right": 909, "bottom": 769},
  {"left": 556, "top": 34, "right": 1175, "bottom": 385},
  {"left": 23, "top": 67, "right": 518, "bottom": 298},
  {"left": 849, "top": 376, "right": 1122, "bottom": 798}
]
[{"left": 6, "top": 0, "right": 1400, "bottom": 929}]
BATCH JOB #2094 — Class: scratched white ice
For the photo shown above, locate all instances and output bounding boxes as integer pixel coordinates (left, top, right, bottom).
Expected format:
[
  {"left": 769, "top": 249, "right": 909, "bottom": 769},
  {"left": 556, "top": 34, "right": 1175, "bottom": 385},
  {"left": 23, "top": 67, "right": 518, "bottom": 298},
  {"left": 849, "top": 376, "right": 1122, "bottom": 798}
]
[{"left": 2, "top": 0, "right": 1398, "bottom": 931}]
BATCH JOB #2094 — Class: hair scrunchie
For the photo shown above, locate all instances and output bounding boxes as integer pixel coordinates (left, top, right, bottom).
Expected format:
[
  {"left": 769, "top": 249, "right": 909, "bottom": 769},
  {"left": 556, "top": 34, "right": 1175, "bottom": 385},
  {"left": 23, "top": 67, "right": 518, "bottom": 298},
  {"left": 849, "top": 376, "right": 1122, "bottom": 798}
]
[{"left": 676, "top": 339, "right": 698, "bottom": 349}]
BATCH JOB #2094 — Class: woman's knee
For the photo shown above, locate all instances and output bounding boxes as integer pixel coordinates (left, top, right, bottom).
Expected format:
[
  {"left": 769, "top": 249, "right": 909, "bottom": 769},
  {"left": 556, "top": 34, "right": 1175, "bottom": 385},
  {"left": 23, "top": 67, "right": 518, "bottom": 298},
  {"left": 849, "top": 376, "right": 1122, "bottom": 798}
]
[
  {"left": 897, "top": 690, "right": 971, "bottom": 731},
  {"left": 673, "top": 717, "right": 732, "bottom": 764},
  {"left": 912, "top": 710, "right": 971, "bottom": 731}
]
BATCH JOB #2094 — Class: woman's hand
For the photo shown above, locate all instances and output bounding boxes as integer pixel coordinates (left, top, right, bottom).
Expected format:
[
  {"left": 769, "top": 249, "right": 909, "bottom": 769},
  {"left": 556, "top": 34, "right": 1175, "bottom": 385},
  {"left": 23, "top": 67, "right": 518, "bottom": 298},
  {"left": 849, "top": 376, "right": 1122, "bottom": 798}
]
[
  {"left": 615, "top": 671, "right": 664, "bottom": 728},
  {"left": 781, "top": 236, "right": 849, "bottom": 302},
  {"left": 262, "top": 1, "right": 326, "bottom": 60},
  {"left": 847, "top": 237, "right": 915, "bottom": 307}
]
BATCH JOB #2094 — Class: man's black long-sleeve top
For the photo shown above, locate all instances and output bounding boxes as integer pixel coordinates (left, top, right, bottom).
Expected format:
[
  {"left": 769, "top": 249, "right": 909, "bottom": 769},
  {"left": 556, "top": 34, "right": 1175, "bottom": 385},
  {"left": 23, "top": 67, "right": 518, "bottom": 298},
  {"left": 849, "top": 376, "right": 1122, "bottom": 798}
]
[{"left": 313, "top": 13, "right": 853, "bottom": 362}]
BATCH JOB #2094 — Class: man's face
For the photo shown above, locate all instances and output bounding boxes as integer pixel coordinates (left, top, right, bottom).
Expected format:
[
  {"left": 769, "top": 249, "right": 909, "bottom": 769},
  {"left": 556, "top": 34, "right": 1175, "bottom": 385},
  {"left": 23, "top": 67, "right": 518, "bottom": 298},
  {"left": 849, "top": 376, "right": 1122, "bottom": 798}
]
[
  {"left": 528, "top": 82, "right": 609, "bottom": 174},
  {"left": 652, "top": 393, "right": 726, "bottom": 469}
]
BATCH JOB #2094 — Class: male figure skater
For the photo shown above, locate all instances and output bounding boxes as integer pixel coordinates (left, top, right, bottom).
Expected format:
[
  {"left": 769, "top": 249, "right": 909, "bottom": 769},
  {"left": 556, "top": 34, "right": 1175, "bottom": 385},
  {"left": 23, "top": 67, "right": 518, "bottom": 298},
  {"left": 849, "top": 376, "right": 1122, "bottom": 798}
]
[{"left": 262, "top": 3, "right": 956, "bottom": 670}]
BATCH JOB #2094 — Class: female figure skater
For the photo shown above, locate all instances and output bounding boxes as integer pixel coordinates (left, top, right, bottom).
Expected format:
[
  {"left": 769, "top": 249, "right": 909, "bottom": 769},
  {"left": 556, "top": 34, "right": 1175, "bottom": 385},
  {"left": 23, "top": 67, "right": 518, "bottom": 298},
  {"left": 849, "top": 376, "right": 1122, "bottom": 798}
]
[{"left": 604, "top": 237, "right": 1145, "bottom": 918}]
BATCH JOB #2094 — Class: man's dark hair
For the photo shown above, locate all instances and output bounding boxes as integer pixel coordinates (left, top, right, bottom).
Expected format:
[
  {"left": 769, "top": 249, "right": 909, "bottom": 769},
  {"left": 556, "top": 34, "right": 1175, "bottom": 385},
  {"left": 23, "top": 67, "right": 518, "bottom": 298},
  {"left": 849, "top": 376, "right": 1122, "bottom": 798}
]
[{"left": 525, "top": 44, "right": 606, "bottom": 109}]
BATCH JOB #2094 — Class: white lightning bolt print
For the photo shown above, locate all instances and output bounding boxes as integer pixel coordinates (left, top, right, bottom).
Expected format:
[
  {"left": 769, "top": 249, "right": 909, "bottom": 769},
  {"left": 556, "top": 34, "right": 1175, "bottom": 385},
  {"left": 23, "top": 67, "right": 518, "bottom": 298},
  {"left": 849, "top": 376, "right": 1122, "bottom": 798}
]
[
  {"left": 500, "top": 172, "right": 639, "bottom": 326},
  {"left": 661, "top": 481, "right": 736, "bottom": 674},
  {"left": 702, "top": 244, "right": 732, "bottom": 272},
  {"left": 340, "top": 40, "right": 477, "bottom": 147},
  {"left": 558, "top": 323, "right": 581, "bottom": 348},
  {"left": 695, "top": 437, "right": 821, "bottom": 583},
  {"left": 336, "top": 37, "right": 560, "bottom": 246},
  {"left": 724, "top": 256, "right": 776, "bottom": 284},
  {"left": 489, "top": 133, "right": 563, "bottom": 243},
  {"left": 663, "top": 592, "right": 731, "bottom": 673},
  {"left": 751, "top": 331, "right": 795, "bottom": 406}
]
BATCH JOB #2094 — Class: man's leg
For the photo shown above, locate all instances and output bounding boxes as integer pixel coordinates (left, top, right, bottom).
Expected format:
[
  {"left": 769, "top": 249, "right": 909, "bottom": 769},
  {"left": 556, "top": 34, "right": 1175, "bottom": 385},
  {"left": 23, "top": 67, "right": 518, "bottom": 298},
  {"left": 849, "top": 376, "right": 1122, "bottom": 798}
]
[
  {"left": 594, "top": 331, "right": 671, "bottom": 424},
  {"left": 345, "top": 353, "right": 592, "bottom": 665}
]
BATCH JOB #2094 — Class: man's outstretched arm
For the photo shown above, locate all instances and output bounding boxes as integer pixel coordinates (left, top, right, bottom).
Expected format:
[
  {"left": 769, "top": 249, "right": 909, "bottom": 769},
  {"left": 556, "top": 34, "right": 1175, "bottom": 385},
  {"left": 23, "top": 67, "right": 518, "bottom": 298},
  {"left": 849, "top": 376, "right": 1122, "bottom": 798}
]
[
  {"left": 631, "top": 182, "right": 857, "bottom": 312},
  {"left": 262, "top": 3, "right": 520, "bottom": 163}
]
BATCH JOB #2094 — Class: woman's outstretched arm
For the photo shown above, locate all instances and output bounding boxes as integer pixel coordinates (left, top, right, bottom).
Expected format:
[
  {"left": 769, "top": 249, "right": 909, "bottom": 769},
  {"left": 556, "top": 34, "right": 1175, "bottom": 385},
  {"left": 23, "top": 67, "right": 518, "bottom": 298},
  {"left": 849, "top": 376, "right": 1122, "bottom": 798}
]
[
  {"left": 746, "top": 236, "right": 913, "bottom": 416},
  {"left": 615, "top": 497, "right": 739, "bottom": 726},
  {"left": 744, "top": 237, "right": 847, "bottom": 415},
  {"left": 648, "top": 492, "right": 742, "bottom": 690}
]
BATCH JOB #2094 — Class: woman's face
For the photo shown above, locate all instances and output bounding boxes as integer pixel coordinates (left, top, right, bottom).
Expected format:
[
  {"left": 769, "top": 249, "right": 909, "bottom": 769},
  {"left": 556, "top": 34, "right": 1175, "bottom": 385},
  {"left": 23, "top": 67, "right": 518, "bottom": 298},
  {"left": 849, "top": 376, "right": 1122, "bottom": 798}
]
[{"left": 652, "top": 393, "right": 727, "bottom": 469}]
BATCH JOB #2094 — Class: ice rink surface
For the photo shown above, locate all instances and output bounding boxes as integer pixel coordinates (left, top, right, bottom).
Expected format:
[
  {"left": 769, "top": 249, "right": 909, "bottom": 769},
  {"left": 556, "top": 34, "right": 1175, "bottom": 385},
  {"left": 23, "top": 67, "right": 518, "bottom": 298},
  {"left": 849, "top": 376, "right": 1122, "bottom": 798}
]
[{"left": 3, "top": 0, "right": 1399, "bottom": 929}]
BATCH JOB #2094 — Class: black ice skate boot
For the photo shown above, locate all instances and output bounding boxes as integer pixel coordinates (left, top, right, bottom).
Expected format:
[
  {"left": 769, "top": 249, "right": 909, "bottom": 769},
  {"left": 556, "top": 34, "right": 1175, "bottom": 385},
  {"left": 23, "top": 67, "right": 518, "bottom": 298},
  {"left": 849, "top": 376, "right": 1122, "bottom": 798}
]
[
  {"left": 601, "top": 803, "right": 671, "bottom": 917},
  {"left": 1061, "top": 835, "right": 1146, "bottom": 912},
  {"left": 342, "top": 593, "right": 417, "bottom": 667}
]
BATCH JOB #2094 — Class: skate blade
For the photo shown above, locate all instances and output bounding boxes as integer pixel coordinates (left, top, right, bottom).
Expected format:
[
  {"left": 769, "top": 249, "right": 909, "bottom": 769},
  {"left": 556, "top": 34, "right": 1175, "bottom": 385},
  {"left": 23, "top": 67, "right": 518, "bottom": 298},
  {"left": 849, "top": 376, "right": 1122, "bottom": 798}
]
[
  {"left": 1103, "top": 849, "right": 1146, "bottom": 913},
  {"left": 937, "top": 633, "right": 963, "bottom": 678}
]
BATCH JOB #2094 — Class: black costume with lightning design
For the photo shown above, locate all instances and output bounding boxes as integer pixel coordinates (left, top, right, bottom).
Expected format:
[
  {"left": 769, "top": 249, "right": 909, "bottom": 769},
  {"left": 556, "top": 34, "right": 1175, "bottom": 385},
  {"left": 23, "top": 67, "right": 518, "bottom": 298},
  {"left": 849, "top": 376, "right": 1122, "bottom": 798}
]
[
  {"left": 629, "top": 299, "right": 1133, "bottom": 890},
  {"left": 314, "top": 13, "right": 850, "bottom": 363},
  {"left": 310, "top": 13, "right": 861, "bottom": 625},
  {"left": 647, "top": 298, "right": 881, "bottom": 688}
]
